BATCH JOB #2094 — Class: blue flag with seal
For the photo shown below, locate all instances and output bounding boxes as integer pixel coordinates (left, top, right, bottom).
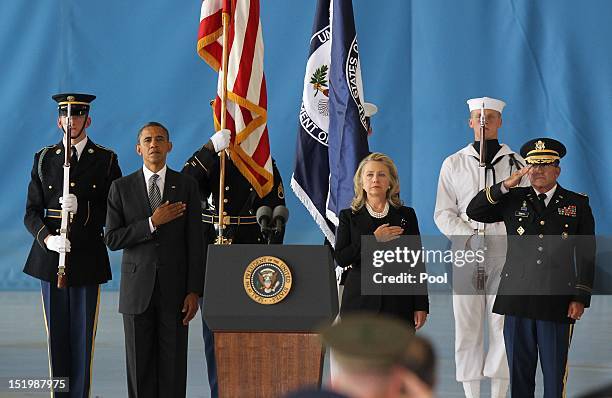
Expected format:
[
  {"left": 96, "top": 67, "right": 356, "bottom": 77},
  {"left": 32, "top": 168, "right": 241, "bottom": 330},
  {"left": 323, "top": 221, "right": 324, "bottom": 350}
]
[
  {"left": 326, "top": 0, "right": 370, "bottom": 228},
  {"left": 291, "top": 0, "right": 336, "bottom": 244},
  {"left": 291, "top": 0, "right": 369, "bottom": 246}
]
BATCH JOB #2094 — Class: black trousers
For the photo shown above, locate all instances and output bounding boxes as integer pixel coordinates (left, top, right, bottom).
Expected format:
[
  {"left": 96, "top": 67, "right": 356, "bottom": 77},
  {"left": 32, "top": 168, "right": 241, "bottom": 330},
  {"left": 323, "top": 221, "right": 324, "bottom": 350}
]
[{"left": 122, "top": 276, "right": 189, "bottom": 398}]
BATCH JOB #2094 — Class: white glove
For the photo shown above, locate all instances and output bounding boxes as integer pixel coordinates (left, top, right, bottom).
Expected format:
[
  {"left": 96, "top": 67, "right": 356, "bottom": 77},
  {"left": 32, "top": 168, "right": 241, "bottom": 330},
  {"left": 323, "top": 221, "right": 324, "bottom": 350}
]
[
  {"left": 60, "top": 194, "right": 78, "bottom": 214},
  {"left": 45, "top": 235, "right": 71, "bottom": 253},
  {"left": 210, "top": 129, "right": 231, "bottom": 152}
]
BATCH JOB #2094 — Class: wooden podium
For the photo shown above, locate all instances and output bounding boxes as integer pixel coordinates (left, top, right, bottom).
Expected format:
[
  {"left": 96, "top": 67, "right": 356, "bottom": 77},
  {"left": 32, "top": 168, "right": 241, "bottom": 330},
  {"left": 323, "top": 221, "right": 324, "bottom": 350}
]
[{"left": 203, "top": 245, "right": 339, "bottom": 398}]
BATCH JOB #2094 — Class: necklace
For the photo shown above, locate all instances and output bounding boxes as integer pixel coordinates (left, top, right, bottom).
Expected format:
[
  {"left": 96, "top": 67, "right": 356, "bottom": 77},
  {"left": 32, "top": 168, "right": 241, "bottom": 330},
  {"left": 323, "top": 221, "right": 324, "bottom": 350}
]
[{"left": 365, "top": 201, "right": 389, "bottom": 218}]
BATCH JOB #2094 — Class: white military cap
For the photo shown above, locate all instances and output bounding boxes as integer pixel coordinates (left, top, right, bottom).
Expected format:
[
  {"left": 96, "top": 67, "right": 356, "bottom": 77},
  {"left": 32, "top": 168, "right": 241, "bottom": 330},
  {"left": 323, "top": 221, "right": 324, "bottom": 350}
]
[
  {"left": 364, "top": 102, "right": 378, "bottom": 117},
  {"left": 466, "top": 97, "right": 506, "bottom": 113}
]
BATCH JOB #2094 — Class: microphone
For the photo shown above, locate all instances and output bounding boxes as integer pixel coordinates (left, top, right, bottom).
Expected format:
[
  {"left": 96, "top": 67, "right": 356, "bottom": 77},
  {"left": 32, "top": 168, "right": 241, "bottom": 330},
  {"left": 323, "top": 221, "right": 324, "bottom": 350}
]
[
  {"left": 272, "top": 205, "right": 289, "bottom": 233},
  {"left": 256, "top": 206, "right": 273, "bottom": 233}
]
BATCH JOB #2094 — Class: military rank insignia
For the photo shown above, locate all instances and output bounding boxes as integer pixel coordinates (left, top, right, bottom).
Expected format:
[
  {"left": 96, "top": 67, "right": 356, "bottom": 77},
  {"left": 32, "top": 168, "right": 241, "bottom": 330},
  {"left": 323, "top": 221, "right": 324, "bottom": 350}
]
[
  {"left": 558, "top": 205, "right": 577, "bottom": 217},
  {"left": 243, "top": 256, "right": 292, "bottom": 305}
]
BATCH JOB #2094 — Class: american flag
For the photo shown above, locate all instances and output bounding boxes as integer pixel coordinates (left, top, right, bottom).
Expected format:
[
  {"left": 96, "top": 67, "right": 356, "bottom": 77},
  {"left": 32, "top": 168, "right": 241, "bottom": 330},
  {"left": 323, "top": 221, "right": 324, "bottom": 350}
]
[{"left": 197, "top": 0, "right": 273, "bottom": 198}]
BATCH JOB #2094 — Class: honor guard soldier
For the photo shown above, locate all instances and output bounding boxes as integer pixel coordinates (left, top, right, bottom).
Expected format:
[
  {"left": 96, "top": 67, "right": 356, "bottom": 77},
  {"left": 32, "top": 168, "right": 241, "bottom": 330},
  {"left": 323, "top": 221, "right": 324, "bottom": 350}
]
[
  {"left": 23, "top": 93, "right": 122, "bottom": 397},
  {"left": 181, "top": 127, "right": 286, "bottom": 398},
  {"left": 434, "top": 97, "right": 526, "bottom": 398},
  {"left": 467, "top": 138, "right": 596, "bottom": 398}
]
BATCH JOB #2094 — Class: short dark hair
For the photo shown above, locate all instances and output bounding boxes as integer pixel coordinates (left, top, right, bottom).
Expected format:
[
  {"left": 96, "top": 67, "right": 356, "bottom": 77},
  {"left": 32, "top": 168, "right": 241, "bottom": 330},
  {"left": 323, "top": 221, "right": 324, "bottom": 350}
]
[{"left": 137, "top": 121, "right": 170, "bottom": 142}]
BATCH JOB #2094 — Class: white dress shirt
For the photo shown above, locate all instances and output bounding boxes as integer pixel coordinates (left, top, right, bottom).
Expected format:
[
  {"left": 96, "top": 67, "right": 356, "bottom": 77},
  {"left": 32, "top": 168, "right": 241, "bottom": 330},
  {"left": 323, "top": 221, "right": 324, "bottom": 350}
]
[{"left": 72, "top": 136, "right": 88, "bottom": 160}]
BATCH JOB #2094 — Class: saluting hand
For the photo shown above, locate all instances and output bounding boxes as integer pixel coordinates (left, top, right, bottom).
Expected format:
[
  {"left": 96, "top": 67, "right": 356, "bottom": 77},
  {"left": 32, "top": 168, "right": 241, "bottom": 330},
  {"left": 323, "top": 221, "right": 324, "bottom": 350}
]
[
  {"left": 503, "top": 165, "right": 531, "bottom": 189},
  {"left": 151, "top": 201, "right": 186, "bottom": 228},
  {"left": 374, "top": 223, "right": 404, "bottom": 242},
  {"left": 182, "top": 292, "right": 199, "bottom": 325}
]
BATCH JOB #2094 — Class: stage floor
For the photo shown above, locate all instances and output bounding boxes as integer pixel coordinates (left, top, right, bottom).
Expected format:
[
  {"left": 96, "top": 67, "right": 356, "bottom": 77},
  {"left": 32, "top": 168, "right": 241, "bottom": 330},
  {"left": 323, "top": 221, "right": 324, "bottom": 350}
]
[{"left": 1, "top": 292, "right": 611, "bottom": 397}]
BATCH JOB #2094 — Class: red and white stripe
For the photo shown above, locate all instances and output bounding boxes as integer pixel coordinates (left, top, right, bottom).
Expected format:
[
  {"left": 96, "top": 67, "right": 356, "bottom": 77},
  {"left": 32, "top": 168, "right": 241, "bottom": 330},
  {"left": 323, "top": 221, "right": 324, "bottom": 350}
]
[{"left": 197, "top": 0, "right": 273, "bottom": 197}]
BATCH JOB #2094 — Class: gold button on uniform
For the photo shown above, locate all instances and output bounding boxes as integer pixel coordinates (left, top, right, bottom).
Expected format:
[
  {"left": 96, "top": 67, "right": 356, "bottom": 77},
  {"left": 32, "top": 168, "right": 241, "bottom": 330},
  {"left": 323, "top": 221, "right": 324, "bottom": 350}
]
[
  {"left": 225, "top": 186, "right": 230, "bottom": 191},
  {"left": 537, "top": 260, "right": 542, "bottom": 265},
  {"left": 538, "top": 247, "right": 543, "bottom": 252},
  {"left": 70, "top": 182, "right": 75, "bottom": 187},
  {"left": 540, "top": 220, "right": 545, "bottom": 225},
  {"left": 539, "top": 234, "right": 544, "bottom": 238},
  {"left": 223, "top": 199, "right": 228, "bottom": 203},
  {"left": 48, "top": 185, "right": 53, "bottom": 189},
  {"left": 92, "top": 184, "right": 96, "bottom": 188},
  {"left": 564, "top": 224, "right": 568, "bottom": 228}
]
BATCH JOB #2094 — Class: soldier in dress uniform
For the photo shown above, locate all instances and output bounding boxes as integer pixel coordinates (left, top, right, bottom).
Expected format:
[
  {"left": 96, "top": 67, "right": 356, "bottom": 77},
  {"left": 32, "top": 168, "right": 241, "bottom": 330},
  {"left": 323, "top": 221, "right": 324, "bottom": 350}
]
[
  {"left": 467, "top": 138, "right": 596, "bottom": 398},
  {"left": 181, "top": 127, "right": 286, "bottom": 397},
  {"left": 23, "top": 93, "right": 122, "bottom": 397}
]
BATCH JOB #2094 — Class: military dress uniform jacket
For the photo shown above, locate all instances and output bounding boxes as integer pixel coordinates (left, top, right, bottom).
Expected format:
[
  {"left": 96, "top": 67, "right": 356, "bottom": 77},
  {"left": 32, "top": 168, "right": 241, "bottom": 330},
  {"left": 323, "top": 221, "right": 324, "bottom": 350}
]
[
  {"left": 466, "top": 182, "right": 596, "bottom": 323},
  {"left": 182, "top": 145, "right": 286, "bottom": 244},
  {"left": 24, "top": 139, "right": 121, "bottom": 286}
]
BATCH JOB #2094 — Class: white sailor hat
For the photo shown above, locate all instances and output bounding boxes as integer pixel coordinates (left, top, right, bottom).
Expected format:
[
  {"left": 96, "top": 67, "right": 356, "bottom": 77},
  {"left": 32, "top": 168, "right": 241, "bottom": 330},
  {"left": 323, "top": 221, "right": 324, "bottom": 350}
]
[
  {"left": 466, "top": 97, "right": 506, "bottom": 113},
  {"left": 364, "top": 102, "right": 378, "bottom": 117}
]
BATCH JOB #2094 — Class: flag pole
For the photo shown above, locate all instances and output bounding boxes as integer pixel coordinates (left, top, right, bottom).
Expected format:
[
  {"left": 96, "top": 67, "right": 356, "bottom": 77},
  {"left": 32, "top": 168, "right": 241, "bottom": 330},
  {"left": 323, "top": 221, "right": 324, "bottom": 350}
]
[{"left": 216, "top": 2, "right": 230, "bottom": 245}]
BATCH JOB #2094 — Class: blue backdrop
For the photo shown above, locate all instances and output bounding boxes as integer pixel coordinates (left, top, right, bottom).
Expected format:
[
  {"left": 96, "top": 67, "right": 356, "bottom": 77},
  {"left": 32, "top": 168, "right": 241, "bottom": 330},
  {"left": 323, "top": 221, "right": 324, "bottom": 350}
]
[{"left": 1, "top": 0, "right": 610, "bottom": 289}]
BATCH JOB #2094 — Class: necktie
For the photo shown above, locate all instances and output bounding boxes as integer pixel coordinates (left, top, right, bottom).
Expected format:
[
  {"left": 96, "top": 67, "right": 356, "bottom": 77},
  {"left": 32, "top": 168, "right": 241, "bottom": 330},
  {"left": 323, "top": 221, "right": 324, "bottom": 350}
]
[
  {"left": 149, "top": 174, "right": 162, "bottom": 211},
  {"left": 71, "top": 146, "right": 79, "bottom": 165},
  {"left": 534, "top": 192, "right": 547, "bottom": 214}
]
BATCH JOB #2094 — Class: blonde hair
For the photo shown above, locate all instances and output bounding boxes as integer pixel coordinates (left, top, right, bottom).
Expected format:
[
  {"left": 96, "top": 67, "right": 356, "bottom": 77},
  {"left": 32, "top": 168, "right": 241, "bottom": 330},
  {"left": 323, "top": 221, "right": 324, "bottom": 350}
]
[{"left": 351, "top": 152, "right": 402, "bottom": 212}]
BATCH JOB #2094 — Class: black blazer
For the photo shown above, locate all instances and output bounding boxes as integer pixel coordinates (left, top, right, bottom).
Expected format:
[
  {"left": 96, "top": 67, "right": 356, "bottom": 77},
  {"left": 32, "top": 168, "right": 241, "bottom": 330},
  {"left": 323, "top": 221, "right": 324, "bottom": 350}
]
[
  {"left": 334, "top": 205, "right": 429, "bottom": 324},
  {"left": 104, "top": 168, "right": 204, "bottom": 315},
  {"left": 23, "top": 139, "right": 121, "bottom": 286},
  {"left": 467, "top": 182, "right": 596, "bottom": 323}
]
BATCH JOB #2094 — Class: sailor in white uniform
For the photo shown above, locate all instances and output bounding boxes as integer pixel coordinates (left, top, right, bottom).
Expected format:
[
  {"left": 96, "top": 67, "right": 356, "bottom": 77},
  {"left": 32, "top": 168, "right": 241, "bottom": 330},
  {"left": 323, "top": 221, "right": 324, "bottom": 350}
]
[{"left": 434, "top": 97, "right": 527, "bottom": 398}]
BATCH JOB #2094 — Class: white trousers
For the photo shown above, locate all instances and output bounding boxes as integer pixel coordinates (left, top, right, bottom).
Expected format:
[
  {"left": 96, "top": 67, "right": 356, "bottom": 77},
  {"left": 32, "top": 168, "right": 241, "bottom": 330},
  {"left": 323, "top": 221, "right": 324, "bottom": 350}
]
[{"left": 453, "top": 293, "right": 509, "bottom": 382}]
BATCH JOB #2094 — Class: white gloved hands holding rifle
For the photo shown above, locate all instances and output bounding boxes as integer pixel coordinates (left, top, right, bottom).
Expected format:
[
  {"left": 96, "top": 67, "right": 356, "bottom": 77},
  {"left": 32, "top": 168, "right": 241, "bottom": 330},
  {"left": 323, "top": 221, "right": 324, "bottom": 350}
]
[
  {"left": 209, "top": 129, "right": 231, "bottom": 153},
  {"left": 59, "top": 194, "right": 78, "bottom": 214},
  {"left": 45, "top": 235, "right": 71, "bottom": 253}
]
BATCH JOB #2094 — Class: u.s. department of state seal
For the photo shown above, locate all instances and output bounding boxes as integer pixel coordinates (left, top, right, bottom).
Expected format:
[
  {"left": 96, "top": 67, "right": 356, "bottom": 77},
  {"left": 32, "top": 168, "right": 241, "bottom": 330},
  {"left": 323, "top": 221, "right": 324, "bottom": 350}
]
[{"left": 243, "top": 256, "right": 292, "bottom": 305}]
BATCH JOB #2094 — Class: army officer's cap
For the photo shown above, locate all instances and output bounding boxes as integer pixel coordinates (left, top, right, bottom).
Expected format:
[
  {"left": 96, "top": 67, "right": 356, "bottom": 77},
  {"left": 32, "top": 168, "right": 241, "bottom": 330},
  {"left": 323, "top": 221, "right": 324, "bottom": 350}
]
[
  {"left": 52, "top": 93, "right": 96, "bottom": 116},
  {"left": 521, "top": 137, "right": 567, "bottom": 164}
]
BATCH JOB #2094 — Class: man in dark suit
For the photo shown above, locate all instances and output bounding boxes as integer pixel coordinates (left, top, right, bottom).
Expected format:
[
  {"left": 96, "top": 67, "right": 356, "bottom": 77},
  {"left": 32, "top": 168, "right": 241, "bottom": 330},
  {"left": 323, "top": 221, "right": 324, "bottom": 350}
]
[
  {"left": 181, "top": 127, "right": 286, "bottom": 397},
  {"left": 24, "top": 93, "right": 121, "bottom": 397},
  {"left": 105, "top": 122, "right": 204, "bottom": 398},
  {"left": 467, "top": 138, "right": 596, "bottom": 398}
]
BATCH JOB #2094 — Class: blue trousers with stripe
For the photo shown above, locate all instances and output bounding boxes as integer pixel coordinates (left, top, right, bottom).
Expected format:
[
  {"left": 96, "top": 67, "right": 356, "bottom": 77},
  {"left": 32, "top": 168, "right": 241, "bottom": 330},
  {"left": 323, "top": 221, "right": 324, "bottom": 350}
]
[
  {"left": 504, "top": 315, "right": 573, "bottom": 398},
  {"left": 199, "top": 298, "right": 218, "bottom": 398},
  {"left": 41, "top": 281, "right": 100, "bottom": 398}
]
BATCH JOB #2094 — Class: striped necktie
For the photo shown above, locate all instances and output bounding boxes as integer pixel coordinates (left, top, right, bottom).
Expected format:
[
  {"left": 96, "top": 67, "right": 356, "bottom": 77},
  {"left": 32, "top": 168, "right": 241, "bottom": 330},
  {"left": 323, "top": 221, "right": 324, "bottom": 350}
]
[{"left": 148, "top": 174, "right": 162, "bottom": 211}]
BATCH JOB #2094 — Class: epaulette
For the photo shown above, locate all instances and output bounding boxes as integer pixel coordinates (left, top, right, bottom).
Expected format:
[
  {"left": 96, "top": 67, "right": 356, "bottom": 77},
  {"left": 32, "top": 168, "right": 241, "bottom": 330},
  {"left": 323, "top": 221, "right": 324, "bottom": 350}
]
[
  {"left": 36, "top": 144, "right": 56, "bottom": 155},
  {"left": 577, "top": 192, "right": 588, "bottom": 197},
  {"left": 93, "top": 142, "right": 117, "bottom": 155}
]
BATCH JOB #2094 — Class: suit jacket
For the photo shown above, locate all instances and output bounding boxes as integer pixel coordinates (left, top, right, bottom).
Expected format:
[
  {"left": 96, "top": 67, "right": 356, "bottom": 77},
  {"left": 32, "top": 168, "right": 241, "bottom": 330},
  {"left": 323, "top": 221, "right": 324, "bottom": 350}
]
[
  {"left": 334, "top": 205, "right": 429, "bottom": 323},
  {"left": 104, "top": 167, "right": 204, "bottom": 315},
  {"left": 467, "top": 182, "right": 596, "bottom": 323},
  {"left": 182, "top": 145, "right": 285, "bottom": 244},
  {"left": 23, "top": 138, "right": 121, "bottom": 286}
]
